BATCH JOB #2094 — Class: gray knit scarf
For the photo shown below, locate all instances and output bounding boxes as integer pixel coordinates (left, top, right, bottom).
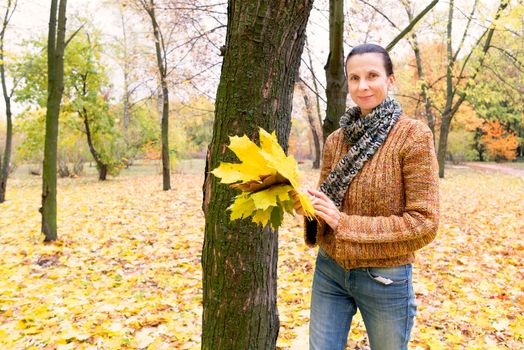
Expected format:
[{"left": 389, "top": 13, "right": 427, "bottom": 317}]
[{"left": 319, "top": 96, "right": 402, "bottom": 209}]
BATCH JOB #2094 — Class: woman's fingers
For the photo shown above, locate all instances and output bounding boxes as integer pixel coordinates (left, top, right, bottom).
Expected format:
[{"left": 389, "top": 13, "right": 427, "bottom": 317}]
[
  {"left": 308, "top": 189, "right": 333, "bottom": 204},
  {"left": 311, "top": 196, "right": 340, "bottom": 230},
  {"left": 291, "top": 189, "right": 306, "bottom": 215}
]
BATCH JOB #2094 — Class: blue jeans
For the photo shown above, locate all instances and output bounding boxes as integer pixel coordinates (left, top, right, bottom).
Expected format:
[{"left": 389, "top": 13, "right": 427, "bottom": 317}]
[{"left": 309, "top": 248, "right": 417, "bottom": 350}]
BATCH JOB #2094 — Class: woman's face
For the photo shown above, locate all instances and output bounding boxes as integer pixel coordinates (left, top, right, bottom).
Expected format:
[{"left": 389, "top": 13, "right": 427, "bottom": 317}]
[{"left": 346, "top": 52, "right": 395, "bottom": 116}]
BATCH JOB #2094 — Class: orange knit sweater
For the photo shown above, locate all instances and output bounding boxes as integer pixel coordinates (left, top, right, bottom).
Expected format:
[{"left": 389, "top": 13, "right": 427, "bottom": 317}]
[{"left": 304, "top": 115, "right": 440, "bottom": 270}]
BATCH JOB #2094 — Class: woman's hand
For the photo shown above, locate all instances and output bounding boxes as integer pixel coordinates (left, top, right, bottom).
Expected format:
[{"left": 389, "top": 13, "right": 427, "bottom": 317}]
[
  {"left": 291, "top": 190, "right": 306, "bottom": 216},
  {"left": 307, "top": 189, "right": 341, "bottom": 230}
]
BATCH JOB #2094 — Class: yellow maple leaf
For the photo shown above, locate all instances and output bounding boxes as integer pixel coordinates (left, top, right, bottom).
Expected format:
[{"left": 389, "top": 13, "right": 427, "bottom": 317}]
[
  {"left": 228, "top": 193, "right": 256, "bottom": 220},
  {"left": 251, "top": 184, "right": 292, "bottom": 210},
  {"left": 212, "top": 135, "right": 274, "bottom": 183},
  {"left": 212, "top": 127, "right": 315, "bottom": 229}
]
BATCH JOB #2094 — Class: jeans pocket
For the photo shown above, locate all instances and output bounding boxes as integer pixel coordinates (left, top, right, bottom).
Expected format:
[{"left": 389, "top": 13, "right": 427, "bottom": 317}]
[{"left": 366, "top": 265, "right": 410, "bottom": 285}]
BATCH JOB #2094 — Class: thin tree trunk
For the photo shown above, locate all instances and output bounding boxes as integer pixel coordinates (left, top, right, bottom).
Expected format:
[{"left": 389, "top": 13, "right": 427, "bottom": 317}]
[
  {"left": 298, "top": 82, "right": 321, "bottom": 168},
  {"left": 81, "top": 109, "right": 108, "bottom": 181},
  {"left": 322, "top": 0, "right": 347, "bottom": 141},
  {"left": 0, "top": 0, "right": 16, "bottom": 203},
  {"left": 436, "top": 0, "right": 455, "bottom": 178},
  {"left": 41, "top": 0, "right": 67, "bottom": 242},
  {"left": 201, "top": 1, "right": 313, "bottom": 348},
  {"left": 160, "top": 82, "right": 169, "bottom": 190},
  {"left": 145, "top": 0, "right": 170, "bottom": 191},
  {"left": 437, "top": 0, "right": 508, "bottom": 178},
  {"left": 403, "top": 1, "right": 436, "bottom": 144},
  {"left": 120, "top": 10, "right": 130, "bottom": 133},
  {"left": 305, "top": 37, "right": 323, "bottom": 167}
]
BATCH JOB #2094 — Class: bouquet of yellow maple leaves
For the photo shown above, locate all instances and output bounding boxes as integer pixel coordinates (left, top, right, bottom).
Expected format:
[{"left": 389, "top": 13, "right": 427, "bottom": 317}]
[{"left": 211, "top": 128, "right": 316, "bottom": 230}]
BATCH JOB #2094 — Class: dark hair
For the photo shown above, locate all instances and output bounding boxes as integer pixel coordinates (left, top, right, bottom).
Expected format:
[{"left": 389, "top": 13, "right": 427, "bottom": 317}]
[{"left": 345, "top": 43, "right": 394, "bottom": 76}]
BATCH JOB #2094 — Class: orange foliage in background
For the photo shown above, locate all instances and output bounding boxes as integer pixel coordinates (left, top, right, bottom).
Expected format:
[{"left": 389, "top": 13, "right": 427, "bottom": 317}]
[
  {"left": 481, "top": 121, "right": 518, "bottom": 161},
  {"left": 452, "top": 103, "right": 484, "bottom": 132},
  {"left": 142, "top": 141, "right": 161, "bottom": 160}
]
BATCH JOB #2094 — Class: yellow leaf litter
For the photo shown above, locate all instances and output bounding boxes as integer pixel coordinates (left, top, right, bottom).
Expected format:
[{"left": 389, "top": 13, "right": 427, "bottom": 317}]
[{"left": 0, "top": 167, "right": 522, "bottom": 349}]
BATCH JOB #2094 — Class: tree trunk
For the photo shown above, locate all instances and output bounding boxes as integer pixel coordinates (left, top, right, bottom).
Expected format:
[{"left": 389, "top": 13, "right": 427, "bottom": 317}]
[
  {"left": 41, "top": 0, "right": 67, "bottom": 242},
  {"left": 0, "top": 0, "right": 16, "bottom": 203},
  {"left": 201, "top": 1, "right": 313, "bottom": 349},
  {"left": 437, "top": 112, "right": 452, "bottom": 178},
  {"left": 120, "top": 10, "right": 130, "bottom": 133},
  {"left": 81, "top": 109, "right": 108, "bottom": 181},
  {"left": 322, "top": 0, "right": 347, "bottom": 141},
  {"left": 160, "top": 83, "right": 170, "bottom": 190},
  {"left": 0, "top": 105, "right": 12, "bottom": 203},
  {"left": 436, "top": 0, "right": 507, "bottom": 178},
  {"left": 305, "top": 37, "right": 323, "bottom": 168},
  {"left": 403, "top": 2, "right": 436, "bottom": 144},
  {"left": 298, "top": 82, "right": 321, "bottom": 168},
  {"left": 146, "top": 0, "right": 170, "bottom": 191}
]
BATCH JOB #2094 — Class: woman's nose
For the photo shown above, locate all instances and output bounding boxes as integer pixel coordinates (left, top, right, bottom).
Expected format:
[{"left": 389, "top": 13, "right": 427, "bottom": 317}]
[{"left": 358, "top": 79, "right": 369, "bottom": 90}]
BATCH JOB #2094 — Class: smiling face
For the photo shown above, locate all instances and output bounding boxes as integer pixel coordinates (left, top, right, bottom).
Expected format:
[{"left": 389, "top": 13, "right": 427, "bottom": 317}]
[{"left": 346, "top": 52, "right": 396, "bottom": 116}]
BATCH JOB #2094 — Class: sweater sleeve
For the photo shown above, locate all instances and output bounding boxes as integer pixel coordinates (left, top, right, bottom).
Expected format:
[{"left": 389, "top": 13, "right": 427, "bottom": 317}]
[
  {"left": 304, "top": 131, "right": 338, "bottom": 247},
  {"left": 334, "top": 126, "right": 439, "bottom": 257}
]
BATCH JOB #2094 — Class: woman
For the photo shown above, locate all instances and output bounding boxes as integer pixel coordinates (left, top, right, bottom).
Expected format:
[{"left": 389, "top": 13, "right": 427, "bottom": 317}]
[{"left": 295, "top": 43, "right": 440, "bottom": 350}]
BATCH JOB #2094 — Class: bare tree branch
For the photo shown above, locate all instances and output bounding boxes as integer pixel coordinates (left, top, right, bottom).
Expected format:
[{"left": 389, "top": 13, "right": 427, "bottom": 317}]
[
  {"left": 64, "top": 24, "right": 84, "bottom": 47},
  {"left": 386, "top": 0, "right": 439, "bottom": 51},
  {"left": 357, "top": 0, "right": 400, "bottom": 29},
  {"left": 453, "top": 0, "right": 478, "bottom": 62},
  {"left": 489, "top": 45, "right": 524, "bottom": 71},
  {"left": 299, "top": 77, "right": 327, "bottom": 104}
]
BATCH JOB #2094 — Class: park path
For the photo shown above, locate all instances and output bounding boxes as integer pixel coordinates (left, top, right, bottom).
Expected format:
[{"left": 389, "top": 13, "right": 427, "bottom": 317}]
[{"left": 463, "top": 162, "right": 524, "bottom": 179}]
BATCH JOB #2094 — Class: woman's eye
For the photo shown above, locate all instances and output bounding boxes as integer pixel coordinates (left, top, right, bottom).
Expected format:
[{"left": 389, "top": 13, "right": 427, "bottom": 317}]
[
  {"left": 369, "top": 73, "right": 378, "bottom": 78},
  {"left": 350, "top": 76, "right": 358, "bottom": 81}
]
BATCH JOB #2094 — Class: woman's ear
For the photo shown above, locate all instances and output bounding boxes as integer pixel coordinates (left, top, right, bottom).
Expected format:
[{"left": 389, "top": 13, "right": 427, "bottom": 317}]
[{"left": 387, "top": 74, "right": 396, "bottom": 91}]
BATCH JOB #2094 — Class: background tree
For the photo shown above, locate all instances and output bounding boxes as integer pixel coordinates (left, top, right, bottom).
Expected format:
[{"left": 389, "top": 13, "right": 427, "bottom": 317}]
[
  {"left": 322, "top": 0, "right": 347, "bottom": 141},
  {"left": 436, "top": 0, "right": 509, "bottom": 177},
  {"left": 136, "top": 0, "right": 171, "bottom": 191},
  {"left": 68, "top": 32, "right": 123, "bottom": 180},
  {"left": 0, "top": 0, "right": 17, "bottom": 203},
  {"left": 297, "top": 81, "right": 322, "bottom": 168},
  {"left": 12, "top": 28, "right": 125, "bottom": 181},
  {"left": 481, "top": 120, "right": 519, "bottom": 162},
  {"left": 467, "top": 17, "right": 524, "bottom": 158},
  {"left": 41, "top": 0, "right": 68, "bottom": 241},
  {"left": 401, "top": 0, "right": 437, "bottom": 139},
  {"left": 300, "top": 36, "right": 325, "bottom": 169},
  {"left": 201, "top": 1, "right": 313, "bottom": 348}
]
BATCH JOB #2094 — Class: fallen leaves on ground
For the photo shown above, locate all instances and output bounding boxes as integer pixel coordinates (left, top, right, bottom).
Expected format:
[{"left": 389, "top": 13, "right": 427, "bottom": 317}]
[{"left": 0, "top": 167, "right": 522, "bottom": 349}]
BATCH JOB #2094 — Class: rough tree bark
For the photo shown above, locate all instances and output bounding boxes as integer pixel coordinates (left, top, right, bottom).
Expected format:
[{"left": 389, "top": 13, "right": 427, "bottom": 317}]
[
  {"left": 322, "top": 0, "right": 347, "bottom": 141},
  {"left": 41, "top": 0, "right": 67, "bottom": 241},
  {"left": 201, "top": 1, "right": 313, "bottom": 349},
  {"left": 0, "top": 0, "right": 17, "bottom": 203}
]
